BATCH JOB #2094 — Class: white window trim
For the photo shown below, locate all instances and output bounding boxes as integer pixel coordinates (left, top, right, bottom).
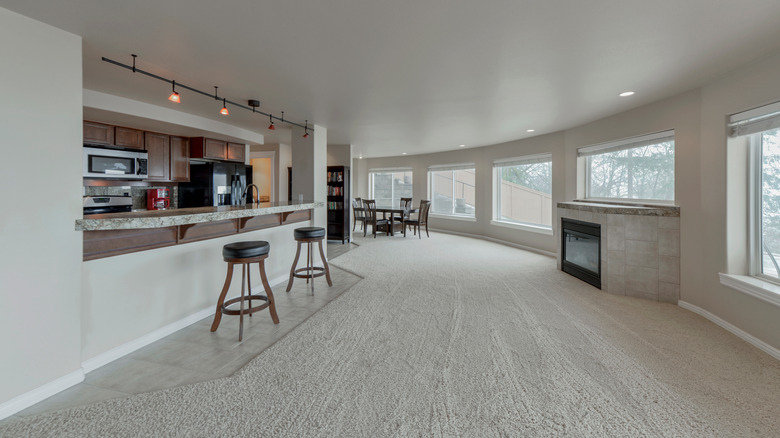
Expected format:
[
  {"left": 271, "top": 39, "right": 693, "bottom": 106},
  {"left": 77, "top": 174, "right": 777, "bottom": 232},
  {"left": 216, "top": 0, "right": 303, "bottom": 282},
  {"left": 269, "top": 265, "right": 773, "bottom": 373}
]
[
  {"left": 368, "top": 169, "right": 413, "bottom": 202},
  {"left": 719, "top": 273, "right": 780, "bottom": 309},
  {"left": 490, "top": 219, "right": 553, "bottom": 235},
  {"left": 429, "top": 213, "right": 477, "bottom": 222},
  {"left": 492, "top": 154, "right": 553, "bottom": 229},
  {"left": 428, "top": 166, "right": 476, "bottom": 218},
  {"left": 578, "top": 130, "right": 675, "bottom": 203}
]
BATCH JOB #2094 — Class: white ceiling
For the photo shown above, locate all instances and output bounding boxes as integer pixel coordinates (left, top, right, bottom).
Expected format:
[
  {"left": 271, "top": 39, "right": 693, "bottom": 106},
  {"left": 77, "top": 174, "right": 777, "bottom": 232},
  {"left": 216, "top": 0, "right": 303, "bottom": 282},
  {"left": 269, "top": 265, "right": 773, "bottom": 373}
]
[{"left": 4, "top": 0, "right": 780, "bottom": 158}]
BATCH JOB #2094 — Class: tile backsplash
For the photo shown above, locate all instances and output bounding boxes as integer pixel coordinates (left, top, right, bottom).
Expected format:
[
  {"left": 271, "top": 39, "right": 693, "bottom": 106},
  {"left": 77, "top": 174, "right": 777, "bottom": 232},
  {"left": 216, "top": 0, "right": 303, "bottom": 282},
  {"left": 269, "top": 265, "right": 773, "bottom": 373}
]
[{"left": 84, "top": 185, "right": 178, "bottom": 210}]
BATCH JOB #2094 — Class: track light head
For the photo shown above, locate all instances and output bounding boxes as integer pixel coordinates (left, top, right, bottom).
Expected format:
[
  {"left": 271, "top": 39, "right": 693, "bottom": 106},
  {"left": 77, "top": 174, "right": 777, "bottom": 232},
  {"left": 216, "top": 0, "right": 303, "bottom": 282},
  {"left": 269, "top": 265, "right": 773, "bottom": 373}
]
[
  {"left": 220, "top": 98, "right": 229, "bottom": 115},
  {"left": 268, "top": 113, "right": 275, "bottom": 130},
  {"left": 303, "top": 120, "right": 309, "bottom": 138},
  {"left": 168, "top": 80, "right": 180, "bottom": 103}
]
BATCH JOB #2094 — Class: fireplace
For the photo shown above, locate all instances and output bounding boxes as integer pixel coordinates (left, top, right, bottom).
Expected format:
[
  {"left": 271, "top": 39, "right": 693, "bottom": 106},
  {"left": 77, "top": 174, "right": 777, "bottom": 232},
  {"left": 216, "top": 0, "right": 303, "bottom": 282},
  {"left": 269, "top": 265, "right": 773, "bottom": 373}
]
[{"left": 561, "top": 218, "right": 601, "bottom": 288}]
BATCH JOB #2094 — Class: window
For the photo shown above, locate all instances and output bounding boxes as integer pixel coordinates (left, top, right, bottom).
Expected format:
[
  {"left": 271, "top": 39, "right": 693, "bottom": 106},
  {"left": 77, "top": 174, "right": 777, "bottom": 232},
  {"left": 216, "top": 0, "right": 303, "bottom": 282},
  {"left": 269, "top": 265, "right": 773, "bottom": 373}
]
[
  {"left": 368, "top": 168, "right": 413, "bottom": 206},
  {"left": 493, "top": 154, "right": 552, "bottom": 229},
  {"left": 729, "top": 104, "right": 780, "bottom": 283},
  {"left": 428, "top": 164, "right": 476, "bottom": 218},
  {"left": 578, "top": 130, "right": 675, "bottom": 203}
]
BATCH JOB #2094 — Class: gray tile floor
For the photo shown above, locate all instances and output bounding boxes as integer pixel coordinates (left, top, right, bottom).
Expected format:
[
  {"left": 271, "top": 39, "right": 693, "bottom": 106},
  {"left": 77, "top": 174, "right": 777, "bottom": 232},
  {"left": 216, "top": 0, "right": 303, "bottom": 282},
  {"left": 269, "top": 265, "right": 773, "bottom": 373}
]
[{"left": 11, "top": 245, "right": 360, "bottom": 419}]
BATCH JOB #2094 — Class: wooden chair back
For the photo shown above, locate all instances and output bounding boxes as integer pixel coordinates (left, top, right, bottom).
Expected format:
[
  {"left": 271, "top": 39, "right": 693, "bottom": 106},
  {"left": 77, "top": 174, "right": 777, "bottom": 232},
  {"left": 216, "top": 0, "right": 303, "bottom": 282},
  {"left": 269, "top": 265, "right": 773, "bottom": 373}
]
[
  {"left": 418, "top": 200, "right": 431, "bottom": 225},
  {"left": 400, "top": 197, "right": 412, "bottom": 209},
  {"left": 352, "top": 198, "right": 364, "bottom": 219},
  {"left": 363, "top": 199, "right": 378, "bottom": 222}
]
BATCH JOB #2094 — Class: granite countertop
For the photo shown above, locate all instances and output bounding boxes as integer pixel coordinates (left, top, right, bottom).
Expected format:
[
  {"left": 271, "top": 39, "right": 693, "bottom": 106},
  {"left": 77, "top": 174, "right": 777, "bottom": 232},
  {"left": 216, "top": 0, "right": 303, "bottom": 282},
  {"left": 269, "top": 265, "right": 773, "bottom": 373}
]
[
  {"left": 557, "top": 201, "right": 679, "bottom": 217},
  {"left": 76, "top": 201, "right": 323, "bottom": 231}
]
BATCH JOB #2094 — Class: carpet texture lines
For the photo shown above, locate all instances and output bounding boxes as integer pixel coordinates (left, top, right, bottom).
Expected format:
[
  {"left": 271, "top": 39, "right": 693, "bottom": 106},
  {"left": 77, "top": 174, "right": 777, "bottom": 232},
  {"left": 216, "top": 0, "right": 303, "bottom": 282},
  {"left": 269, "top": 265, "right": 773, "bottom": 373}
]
[{"left": 2, "top": 233, "right": 780, "bottom": 437}]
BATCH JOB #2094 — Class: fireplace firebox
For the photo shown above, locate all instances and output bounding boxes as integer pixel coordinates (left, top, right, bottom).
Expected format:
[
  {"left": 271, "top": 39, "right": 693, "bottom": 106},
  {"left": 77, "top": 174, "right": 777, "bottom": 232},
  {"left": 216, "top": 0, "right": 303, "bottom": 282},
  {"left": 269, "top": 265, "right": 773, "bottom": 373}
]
[{"left": 561, "top": 218, "right": 601, "bottom": 288}]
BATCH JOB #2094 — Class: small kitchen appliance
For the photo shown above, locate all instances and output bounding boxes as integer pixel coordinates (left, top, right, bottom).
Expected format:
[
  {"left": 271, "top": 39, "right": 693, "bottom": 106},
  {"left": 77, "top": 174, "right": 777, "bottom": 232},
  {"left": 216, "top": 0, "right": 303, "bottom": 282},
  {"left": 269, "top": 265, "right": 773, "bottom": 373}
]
[{"left": 146, "top": 188, "right": 170, "bottom": 210}]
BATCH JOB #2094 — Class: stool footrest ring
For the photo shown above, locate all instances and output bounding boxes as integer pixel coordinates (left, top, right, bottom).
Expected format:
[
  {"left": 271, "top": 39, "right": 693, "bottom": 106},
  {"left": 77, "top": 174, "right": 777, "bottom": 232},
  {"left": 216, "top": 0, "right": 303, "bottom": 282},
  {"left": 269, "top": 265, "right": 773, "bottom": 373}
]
[
  {"left": 293, "top": 266, "right": 326, "bottom": 279},
  {"left": 220, "top": 295, "right": 270, "bottom": 316}
]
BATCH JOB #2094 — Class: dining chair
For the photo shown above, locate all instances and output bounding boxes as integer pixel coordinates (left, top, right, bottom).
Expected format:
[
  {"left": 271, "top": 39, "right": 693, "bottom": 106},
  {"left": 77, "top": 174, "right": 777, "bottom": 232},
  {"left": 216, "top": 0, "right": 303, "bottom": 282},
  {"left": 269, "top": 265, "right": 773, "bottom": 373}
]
[
  {"left": 393, "top": 197, "right": 413, "bottom": 234},
  {"left": 405, "top": 200, "right": 431, "bottom": 239},
  {"left": 352, "top": 198, "right": 366, "bottom": 231},
  {"left": 362, "top": 199, "right": 390, "bottom": 238}
]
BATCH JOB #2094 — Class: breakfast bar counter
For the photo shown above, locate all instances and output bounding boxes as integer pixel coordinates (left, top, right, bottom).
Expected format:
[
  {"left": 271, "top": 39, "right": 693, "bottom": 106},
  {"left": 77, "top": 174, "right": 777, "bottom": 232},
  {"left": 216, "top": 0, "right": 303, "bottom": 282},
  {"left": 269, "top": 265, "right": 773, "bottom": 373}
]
[
  {"left": 76, "top": 201, "right": 321, "bottom": 231},
  {"left": 77, "top": 201, "right": 323, "bottom": 261}
]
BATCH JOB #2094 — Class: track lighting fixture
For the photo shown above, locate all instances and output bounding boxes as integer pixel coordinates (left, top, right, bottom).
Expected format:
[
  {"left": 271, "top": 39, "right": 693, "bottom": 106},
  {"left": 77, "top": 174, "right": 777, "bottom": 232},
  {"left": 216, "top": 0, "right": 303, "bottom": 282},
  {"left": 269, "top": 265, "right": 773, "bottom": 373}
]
[
  {"left": 102, "top": 54, "right": 312, "bottom": 132},
  {"left": 168, "top": 80, "right": 180, "bottom": 103},
  {"left": 268, "top": 114, "right": 275, "bottom": 130}
]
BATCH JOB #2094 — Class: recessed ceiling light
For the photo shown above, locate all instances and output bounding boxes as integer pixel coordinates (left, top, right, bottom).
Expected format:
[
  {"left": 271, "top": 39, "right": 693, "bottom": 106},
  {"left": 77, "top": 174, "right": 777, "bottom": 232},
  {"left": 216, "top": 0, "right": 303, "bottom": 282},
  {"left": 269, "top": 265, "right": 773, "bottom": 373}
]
[
  {"left": 526, "top": 129, "right": 535, "bottom": 133},
  {"left": 402, "top": 152, "right": 407, "bottom": 155},
  {"left": 619, "top": 91, "right": 635, "bottom": 97},
  {"left": 359, "top": 156, "right": 363, "bottom": 159},
  {"left": 459, "top": 144, "right": 465, "bottom": 148}
]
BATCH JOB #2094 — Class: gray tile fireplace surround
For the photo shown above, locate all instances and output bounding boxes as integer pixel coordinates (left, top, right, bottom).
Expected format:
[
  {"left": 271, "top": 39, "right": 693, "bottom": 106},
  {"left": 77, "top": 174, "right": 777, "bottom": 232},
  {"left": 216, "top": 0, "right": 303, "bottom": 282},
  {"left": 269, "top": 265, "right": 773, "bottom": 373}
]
[{"left": 557, "top": 202, "right": 680, "bottom": 303}]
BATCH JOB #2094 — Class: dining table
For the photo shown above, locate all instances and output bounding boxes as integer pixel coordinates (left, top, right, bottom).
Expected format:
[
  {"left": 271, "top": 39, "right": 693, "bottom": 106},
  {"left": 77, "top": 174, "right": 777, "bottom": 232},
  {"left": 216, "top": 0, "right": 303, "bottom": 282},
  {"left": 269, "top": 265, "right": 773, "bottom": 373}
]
[{"left": 374, "top": 206, "right": 419, "bottom": 237}]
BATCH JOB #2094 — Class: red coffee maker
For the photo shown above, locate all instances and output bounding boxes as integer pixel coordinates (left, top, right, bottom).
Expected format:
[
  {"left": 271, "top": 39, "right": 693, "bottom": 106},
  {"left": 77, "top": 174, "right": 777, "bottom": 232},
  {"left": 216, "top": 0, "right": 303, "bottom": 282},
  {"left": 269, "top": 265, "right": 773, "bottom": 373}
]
[{"left": 147, "top": 188, "right": 170, "bottom": 210}]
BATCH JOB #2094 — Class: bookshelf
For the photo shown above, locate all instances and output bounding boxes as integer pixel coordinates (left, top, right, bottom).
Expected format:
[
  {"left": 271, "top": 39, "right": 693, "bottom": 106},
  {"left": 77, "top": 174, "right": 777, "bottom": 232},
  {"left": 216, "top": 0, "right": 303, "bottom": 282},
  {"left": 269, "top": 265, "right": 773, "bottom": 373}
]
[{"left": 326, "top": 166, "right": 350, "bottom": 243}]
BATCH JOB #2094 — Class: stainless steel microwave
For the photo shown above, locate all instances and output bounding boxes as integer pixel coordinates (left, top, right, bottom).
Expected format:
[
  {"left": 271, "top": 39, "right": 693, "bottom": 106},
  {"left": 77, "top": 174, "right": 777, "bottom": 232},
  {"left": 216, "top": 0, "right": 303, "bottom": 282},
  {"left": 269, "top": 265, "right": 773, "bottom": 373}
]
[{"left": 83, "top": 146, "right": 148, "bottom": 179}]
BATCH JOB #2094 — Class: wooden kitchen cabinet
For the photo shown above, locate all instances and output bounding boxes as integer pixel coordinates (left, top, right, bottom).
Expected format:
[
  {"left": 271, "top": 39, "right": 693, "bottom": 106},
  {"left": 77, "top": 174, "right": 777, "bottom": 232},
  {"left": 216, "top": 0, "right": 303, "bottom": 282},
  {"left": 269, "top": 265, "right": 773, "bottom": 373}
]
[
  {"left": 115, "top": 126, "right": 145, "bottom": 150},
  {"left": 145, "top": 132, "right": 170, "bottom": 181},
  {"left": 83, "top": 121, "right": 114, "bottom": 145},
  {"left": 170, "top": 136, "right": 190, "bottom": 182},
  {"left": 227, "top": 142, "right": 245, "bottom": 162},
  {"left": 190, "top": 137, "right": 245, "bottom": 162}
]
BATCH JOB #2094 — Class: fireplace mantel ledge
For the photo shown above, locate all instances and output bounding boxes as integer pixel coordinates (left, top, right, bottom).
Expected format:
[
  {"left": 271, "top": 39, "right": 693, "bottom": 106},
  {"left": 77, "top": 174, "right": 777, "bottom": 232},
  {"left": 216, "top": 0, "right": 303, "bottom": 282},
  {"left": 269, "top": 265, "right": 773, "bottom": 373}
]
[{"left": 557, "top": 201, "right": 679, "bottom": 217}]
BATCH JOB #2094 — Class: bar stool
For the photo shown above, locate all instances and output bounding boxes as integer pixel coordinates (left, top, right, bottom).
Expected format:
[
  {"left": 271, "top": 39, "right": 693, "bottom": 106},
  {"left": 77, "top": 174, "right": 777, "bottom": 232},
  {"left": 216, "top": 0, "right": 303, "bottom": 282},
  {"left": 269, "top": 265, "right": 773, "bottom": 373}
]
[
  {"left": 210, "top": 241, "right": 279, "bottom": 341},
  {"left": 286, "top": 227, "right": 333, "bottom": 294}
]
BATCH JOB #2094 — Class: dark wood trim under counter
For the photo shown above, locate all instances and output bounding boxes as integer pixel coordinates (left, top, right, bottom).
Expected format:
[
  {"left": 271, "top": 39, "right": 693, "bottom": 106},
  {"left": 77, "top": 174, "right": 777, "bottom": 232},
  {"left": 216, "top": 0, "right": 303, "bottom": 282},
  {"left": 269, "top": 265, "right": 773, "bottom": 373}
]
[{"left": 79, "top": 202, "right": 319, "bottom": 261}]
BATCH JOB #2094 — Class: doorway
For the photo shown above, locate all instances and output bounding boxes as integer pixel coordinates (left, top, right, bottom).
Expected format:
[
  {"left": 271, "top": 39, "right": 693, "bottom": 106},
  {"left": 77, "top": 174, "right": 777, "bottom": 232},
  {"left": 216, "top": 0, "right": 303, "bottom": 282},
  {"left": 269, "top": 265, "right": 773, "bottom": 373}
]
[{"left": 250, "top": 156, "right": 274, "bottom": 202}]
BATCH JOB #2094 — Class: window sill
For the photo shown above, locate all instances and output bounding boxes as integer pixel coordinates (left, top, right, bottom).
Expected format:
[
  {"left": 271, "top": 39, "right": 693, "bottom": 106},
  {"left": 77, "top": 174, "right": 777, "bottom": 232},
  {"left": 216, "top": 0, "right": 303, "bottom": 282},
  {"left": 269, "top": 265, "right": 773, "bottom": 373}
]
[
  {"left": 429, "top": 213, "right": 476, "bottom": 222},
  {"left": 490, "top": 220, "right": 553, "bottom": 235},
  {"left": 719, "top": 273, "right": 780, "bottom": 308}
]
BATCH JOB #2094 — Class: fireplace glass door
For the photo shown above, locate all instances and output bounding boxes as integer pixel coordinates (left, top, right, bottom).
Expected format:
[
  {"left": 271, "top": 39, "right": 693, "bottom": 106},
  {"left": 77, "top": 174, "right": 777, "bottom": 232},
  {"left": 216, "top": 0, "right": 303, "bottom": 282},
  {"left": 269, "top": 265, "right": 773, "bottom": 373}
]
[{"left": 561, "top": 218, "right": 601, "bottom": 288}]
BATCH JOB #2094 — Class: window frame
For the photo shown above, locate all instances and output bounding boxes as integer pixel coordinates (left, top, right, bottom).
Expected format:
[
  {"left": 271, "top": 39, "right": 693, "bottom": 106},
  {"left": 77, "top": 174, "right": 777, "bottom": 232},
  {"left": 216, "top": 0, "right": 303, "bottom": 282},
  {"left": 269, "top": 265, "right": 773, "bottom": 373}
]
[
  {"left": 367, "top": 168, "right": 413, "bottom": 207},
  {"left": 578, "top": 130, "right": 676, "bottom": 205},
  {"left": 749, "top": 132, "right": 780, "bottom": 285},
  {"left": 427, "top": 164, "right": 476, "bottom": 219},
  {"left": 492, "top": 153, "right": 553, "bottom": 232}
]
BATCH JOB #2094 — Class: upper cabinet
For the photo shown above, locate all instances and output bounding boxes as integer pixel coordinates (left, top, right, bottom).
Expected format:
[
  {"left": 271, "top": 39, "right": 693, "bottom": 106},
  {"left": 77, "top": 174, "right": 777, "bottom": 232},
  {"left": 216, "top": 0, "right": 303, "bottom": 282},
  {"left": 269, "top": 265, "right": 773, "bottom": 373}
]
[
  {"left": 145, "top": 132, "right": 170, "bottom": 181},
  {"left": 83, "top": 121, "right": 143, "bottom": 150},
  {"left": 190, "top": 137, "right": 245, "bottom": 163},
  {"left": 227, "top": 142, "right": 246, "bottom": 162},
  {"left": 170, "top": 136, "right": 190, "bottom": 182},
  {"left": 83, "top": 121, "right": 114, "bottom": 145},
  {"left": 114, "top": 126, "right": 144, "bottom": 150}
]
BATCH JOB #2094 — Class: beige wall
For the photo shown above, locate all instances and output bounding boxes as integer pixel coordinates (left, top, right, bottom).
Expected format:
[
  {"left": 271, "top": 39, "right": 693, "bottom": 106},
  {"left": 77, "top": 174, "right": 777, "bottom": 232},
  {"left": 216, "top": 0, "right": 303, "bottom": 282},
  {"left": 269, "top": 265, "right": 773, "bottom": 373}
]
[
  {"left": 361, "top": 53, "right": 780, "bottom": 353},
  {"left": 0, "top": 8, "right": 83, "bottom": 405}
]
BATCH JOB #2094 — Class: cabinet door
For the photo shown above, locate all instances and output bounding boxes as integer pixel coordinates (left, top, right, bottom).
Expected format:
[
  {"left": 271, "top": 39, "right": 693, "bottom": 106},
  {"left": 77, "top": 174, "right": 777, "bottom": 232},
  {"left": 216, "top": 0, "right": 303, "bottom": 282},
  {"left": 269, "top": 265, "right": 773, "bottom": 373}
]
[
  {"left": 170, "top": 136, "right": 190, "bottom": 182},
  {"left": 227, "top": 142, "right": 245, "bottom": 162},
  {"left": 145, "top": 132, "right": 170, "bottom": 181},
  {"left": 204, "top": 138, "right": 226, "bottom": 160},
  {"left": 115, "top": 126, "right": 145, "bottom": 150},
  {"left": 83, "top": 121, "right": 114, "bottom": 145}
]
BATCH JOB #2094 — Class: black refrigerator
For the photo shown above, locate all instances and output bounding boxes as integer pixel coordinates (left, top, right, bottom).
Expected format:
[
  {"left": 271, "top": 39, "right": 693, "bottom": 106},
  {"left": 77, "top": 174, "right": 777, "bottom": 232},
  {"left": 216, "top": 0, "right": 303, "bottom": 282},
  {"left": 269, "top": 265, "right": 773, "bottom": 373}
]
[{"left": 178, "top": 162, "right": 253, "bottom": 207}]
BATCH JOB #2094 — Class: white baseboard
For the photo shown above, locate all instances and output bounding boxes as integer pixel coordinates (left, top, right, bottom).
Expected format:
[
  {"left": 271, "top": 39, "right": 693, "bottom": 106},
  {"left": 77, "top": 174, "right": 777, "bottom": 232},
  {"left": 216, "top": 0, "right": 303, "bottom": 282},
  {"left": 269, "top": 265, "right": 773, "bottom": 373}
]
[
  {"left": 0, "top": 369, "right": 84, "bottom": 421},
  {"left": 678, "top": 300, "right": 780, "bottom": 361},
  {"left": 429, "top": 227, "right": 557, "bottom": 258},
  {"left": 0, "top": 274, "right": 291, "bottom": 421}
]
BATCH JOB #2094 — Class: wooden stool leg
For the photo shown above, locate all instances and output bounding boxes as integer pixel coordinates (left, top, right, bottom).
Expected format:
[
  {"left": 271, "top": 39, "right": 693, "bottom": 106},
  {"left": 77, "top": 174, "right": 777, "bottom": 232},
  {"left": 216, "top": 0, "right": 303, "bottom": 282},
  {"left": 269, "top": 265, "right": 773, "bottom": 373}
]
[
  {"left": 286, "top": 241, "right": 302, "bottom": 292},
  {"left": 308, "top": 241, "right": 314, "bottom": 295},
  {"left": 258, "top": 259, "right": 280, "bottom": 324},
  {"left": 211, "top": 262, "right": 234, "bottom": 332},
  {"left": 318, "top": 239, "right": 333, "bottom": 287},
  {"left": 246, "top": 267, "right": 252, "bottom": 317},
  {"left": 238, "top": 263, "right": 247, "bottom": 342}
]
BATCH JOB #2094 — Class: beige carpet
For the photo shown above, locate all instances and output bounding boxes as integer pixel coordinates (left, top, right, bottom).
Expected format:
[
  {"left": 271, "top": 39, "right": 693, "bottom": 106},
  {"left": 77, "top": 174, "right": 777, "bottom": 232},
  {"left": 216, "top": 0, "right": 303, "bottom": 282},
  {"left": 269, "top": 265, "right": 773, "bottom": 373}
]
[{"left": 3, "top": 232, "right": 780, "bottom": 437}]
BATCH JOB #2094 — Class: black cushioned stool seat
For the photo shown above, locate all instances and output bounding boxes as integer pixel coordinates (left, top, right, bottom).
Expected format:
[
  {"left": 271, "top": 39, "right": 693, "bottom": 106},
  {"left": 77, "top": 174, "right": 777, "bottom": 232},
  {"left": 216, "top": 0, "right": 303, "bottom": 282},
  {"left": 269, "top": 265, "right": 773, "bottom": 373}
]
[
  {"left": 287, "top": 227, "right": 332, "bottom": 294},
  {"left": 294, "top": 227, "right": 326, "bottom": 239},
  {"left": 222, "top": 241, "right": 270, "bottom": 259},
  {"left": 211, "top": 240, "right": 279, "bottom": 341}
]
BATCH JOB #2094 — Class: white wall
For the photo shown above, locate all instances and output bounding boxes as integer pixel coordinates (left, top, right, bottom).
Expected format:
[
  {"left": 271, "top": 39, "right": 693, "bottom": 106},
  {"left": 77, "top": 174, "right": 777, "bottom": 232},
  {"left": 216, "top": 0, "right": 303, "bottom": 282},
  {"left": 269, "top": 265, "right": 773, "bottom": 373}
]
[
  {"left": 82, "top": 223, "right": 305, "bottom": 360},
  {"left": 362, "top": 53, "right": 780, "bottom": 354},
  {"left": 0, "top": 8, "right": 83, "bottom": 405}
]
